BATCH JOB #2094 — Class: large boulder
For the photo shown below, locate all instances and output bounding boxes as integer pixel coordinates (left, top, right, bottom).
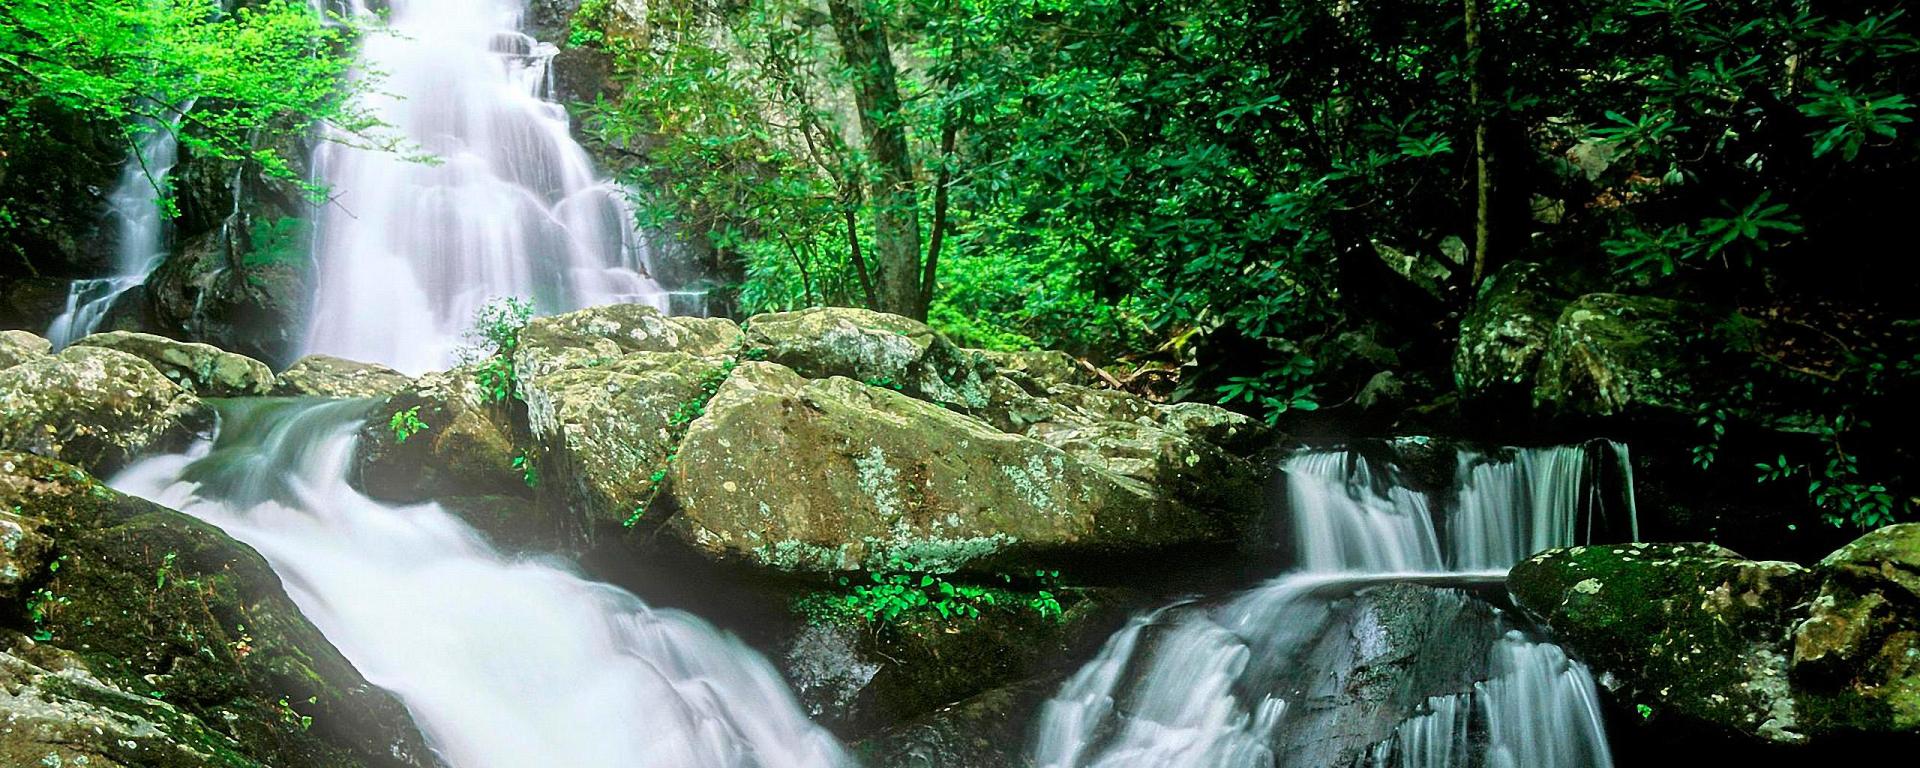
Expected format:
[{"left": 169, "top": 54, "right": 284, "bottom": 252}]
[
  {"left": 666, "top": 361, "right": 1238, "bottom": 574},
  {"left": 75, "top": 330, "right": 275, "bottom": 396},
  {"left": 147, "top": 224, "right": 309, "bottom": 367},
  {"left": 1531, "top": 294, "right": 1717, "bottom": 422},
  {"left": 274, "top": 355, "right": 413, "bottom": 399},
  {"left": 1453, "top": 261, "right": 1571, "bottom": 404},
  {"left": 0, "top": 345, "right": 209, "bottom": 473},
  {"left": 0, "top": 329, "right": 50, "bottom": 369},
  {"left": 0, "top": 452, "right": 438, "bottom": 767},
  {"left": 745, "top": 307, "right": 996, "bottom": 413},
  {"left": 1510, "top": 536, "right": 1920, "bottom": 745}
]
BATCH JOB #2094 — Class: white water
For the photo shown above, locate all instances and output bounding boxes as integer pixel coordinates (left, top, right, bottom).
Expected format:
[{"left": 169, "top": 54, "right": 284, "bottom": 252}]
[
  {"left": 304, "top": 0, "right": 672, "bottom": 373},
  {"left": 1032, "top": 444, "right": 1630, "bottom": 768},
  {"left": 113, "top": 400, "right": 848, "bottom": 768},
  {"left": 46, "top": 112, "right": 185, "bottom": 348}
]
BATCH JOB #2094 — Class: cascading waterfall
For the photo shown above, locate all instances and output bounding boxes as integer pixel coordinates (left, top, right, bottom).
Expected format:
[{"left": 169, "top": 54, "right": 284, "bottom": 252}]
[
  {"left": 45, "top": 110, "right": 186, "bottom": 348},
  {"left": 112, "top": 399, "right": 849, "bottom": 768},
  {"left": 304, "top": 0, "right": 676, "bottom": 372},
  {"left": 1033, "top": 443, "right": 1633, "bottom": 768}
]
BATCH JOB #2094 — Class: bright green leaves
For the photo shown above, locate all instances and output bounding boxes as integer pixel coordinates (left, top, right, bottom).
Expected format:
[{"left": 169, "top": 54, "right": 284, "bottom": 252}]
[
  {"left": 1801, "top": 80, "right": 1913, "bottom": 161},
  {"left": 464, "top": 297, "right": 533, "bottom": 404},
  {"left": 388, "top": 406, "right": 428, "bottom": 444}
]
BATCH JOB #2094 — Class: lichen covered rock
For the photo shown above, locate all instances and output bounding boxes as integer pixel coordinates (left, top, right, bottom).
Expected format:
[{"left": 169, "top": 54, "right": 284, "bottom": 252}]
[
  {"left": 75, "top": 330, "right": 275, "bottom": 396},
  {"left": 274, "top": 355, "right": 413, "bottom": 399},
  {"left": 0, "top": 452, "right": 437, "bottom": 767},
  {"left": 1792, "top": 523, "right": 1920, "bottom": 732},
  {"left": 0, "top": 329, "right": 50, "bottom": 370},
  {"left": 512, "top": 302, "right": 741, "bottom": 384},
  {"left": 746, "top": 307, "right": 996, "bottom": 412},
  {"left": 667, "top": 362, "right": 1237, "bottom": 574},
  {"left": 1453, "top": 261, "right": 1570, "bottom": 403},
  {"left": 1532, "top": 294, "right": 1716, "bottom": 421},
  {"left": 0, "top": 345, "right": 209, "bottom": 473}
]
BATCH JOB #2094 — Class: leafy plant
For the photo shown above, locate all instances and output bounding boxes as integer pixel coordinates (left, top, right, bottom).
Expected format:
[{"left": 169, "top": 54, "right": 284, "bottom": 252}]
[
  {"left": 462, "top": 298, "right": 534, "bottom": 403},
  {"left": 512, "top": 450, "right": 538, "bottom": 489},
  {"left": 389, "top": 406, "right": 428, "bottom": 444}
]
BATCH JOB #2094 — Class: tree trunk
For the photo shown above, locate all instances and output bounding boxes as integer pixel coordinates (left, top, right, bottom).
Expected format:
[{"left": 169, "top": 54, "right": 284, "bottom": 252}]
[
  {"left": 827, "top": 0, "right": 923, "bottom": 318},
  {"left": 1465, "top": 0, "right": 1494, "bottom": 287}
]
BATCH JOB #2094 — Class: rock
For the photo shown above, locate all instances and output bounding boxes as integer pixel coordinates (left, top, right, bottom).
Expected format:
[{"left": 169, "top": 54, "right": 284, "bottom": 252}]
[
  {"left": 74, "top": 330, "right": 275, "bottom": 396},
  {"left": 745, "top": 307, "right": 996, "bottom": 413},
  {"left": 975, "top": 349, "right": 1091, "bottom": 392},
  {"left": 667, "top": 362, "right": 1239, "bottom": 574},
  {"left": 0, "top": 345, "right": 209, "bottom": 473},
  {"left": 0, "top": 276, "right": 73, "bottom": 334},
  {"left": 0, "top": 452, "right": 438, "bottom": 767},
  {"left": 1510, "top": 539, "right": 1920, "bottom": 744},
  {"left": 524, "top": 351, "right": 723, "bottom": 539},
  {"left": 147, "top": 223, "right": 310, "bottom": 367},
  {"left": 0, "top": 329, "right": 51, "bottom": 369},
  {"left": 0, "top": 506, "right": 53, "bottom": 602},
  {"left": 274, "top": 354, "right": 414, "bottom": 399},
  {"left": 1791, "top": 523, "right": 1920, "bottom": 730},
  {"left": 512, "top": 302, "right": 742, "bottom": 384},
  {"left": 852, "top": 679, "right": 1054, "bottom": 768},
  {"left": 1453, "top": 261, "right": 1571, "bottom": 403},
  {"left": 1532, "top": 294, "right": 1717, "bottom": 421},
  {"left": 355, "top": 366, "right": 527, "bottom": 505}
]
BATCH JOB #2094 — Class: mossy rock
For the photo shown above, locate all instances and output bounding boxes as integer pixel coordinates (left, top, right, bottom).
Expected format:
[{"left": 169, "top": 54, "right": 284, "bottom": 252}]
[
  {"left": 512, "top": 303, "right": 742, "bottom": 384},
  {"left": 273, "top": 355, "right": 413, "bottom": 399},
  {"left": 355, "top": 366, "right": 527, "bottom": 505},
  {"left": 0, "top": 329, "right": 50, "bottom": 370},
  {"left": 1792, "top": 523, "right": 1920, "bottom": 731},
  {"left": 745, "top": 307, "right": 996, "bottom": 413},
  {"left": 0, "top": 346, "right": 210, "bottom": 474},
  {"left": 75, "top": 330, "right": 275, "bottom": 397},
  {"left": 1531, "top": 293, "right": 1720, "bottom": 422},
  {"left": 1453, "top": 261, "right": 1571, "bottom": 404},
  {"left": 0, "top": 452, "right": 437, "bottom": 767},
  {"left": 668, "top": 362, "right": 1237, "bottom": 575}
]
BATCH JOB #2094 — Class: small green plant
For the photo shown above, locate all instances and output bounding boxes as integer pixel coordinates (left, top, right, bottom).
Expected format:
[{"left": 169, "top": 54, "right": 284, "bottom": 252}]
[
  {"left": 389, "top": 406, "right": 428, "bottom": 444},
  {"left": 463, "top": 297, "right": 535, "bottom": 403},
  {"left": 512, "top": 450, "right": 539, "bottom": 489},
  {"left": 798, "top": 561, "right": 1072, "bottom": 626},
  {"left": 276, "top": 696, "right": 315, "bottom": 732},
  {"left": 1636, "top": 703, "right": 1655, "bottom": 721},
  {"left": 155, "top": 551, "right": 177, "bottom": 590},
  {"left": 862, "top": 376, "right": 904, "bottom": 391},
  {"left": 623, "top": 505, "right": 647, "bottom": 528},
  {"left": 26, "top": 587, "right": 69, "bottom": 641}
]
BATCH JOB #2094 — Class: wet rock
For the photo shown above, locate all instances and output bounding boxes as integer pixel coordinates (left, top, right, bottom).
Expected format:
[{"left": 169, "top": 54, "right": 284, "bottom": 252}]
[
  {"left": 1531, "top": 294, "right": 1719, "bottom": 422},
  {"left": 1453, "top": 261, "right": 1571, "bottom": 404},
  {"left": 147, "top": 223, "right": 310, "bottom": 367},
  {"left": 0, "top": 452, "right": 438, "bottom": 767},
  {"left": 74, "top": 330, "right": 275, "bottom": 396},
  {"left": 852, "top": 679, "right": 1053, "bottom": 768},
  {"left": 0, "top": 345, "right": 209, "bottom": 473},
  {"left": 0, "top": 277, "right": 72, "bottom": 334},
  {"left": 274, "top": 354, "right": 414, "bottom": 399},
  {"left": 668, "top": 361, "right": 1237, "bottom": 575},
  {"left": 0, "top": 329, "right": 51, "bottom": 369},
  {"left": 1510, "top": 537, "right": 1920, "bottom": 744}
]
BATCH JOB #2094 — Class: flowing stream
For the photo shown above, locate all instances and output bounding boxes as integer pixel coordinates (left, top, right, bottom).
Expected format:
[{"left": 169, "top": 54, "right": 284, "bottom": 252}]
[
  {"left": 1032, "top": 443, "right": 1632, "bottom": 768},
  {"left": 113, "top": 398, "right": 849, "bottom": 768},
  {"left": 304, "top": 0, "right": 675, "bottom": 373},
  {"left": 45, "top": 109, "right": 186, "bottom": 348}
]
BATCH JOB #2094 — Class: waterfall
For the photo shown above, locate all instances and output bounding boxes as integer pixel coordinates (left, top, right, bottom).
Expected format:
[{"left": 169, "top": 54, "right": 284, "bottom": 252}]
[
  {"left": 46, "top": 110, "right": 185, "bottom": 348},
  {"left": 112, "top": 399, "right": 848, "bottom": 768},
  {"left": 304, "top": 0, "right": 675, "bottom": 373},
  {"left": 1031, "top": 443, "right": 1631, "bottom": 768}
]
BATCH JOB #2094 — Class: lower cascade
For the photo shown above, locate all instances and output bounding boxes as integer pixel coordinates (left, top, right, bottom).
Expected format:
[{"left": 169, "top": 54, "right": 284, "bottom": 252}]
[
  {"left": 1032, "top": 443, "right": 1634, "bottom": 767},
  {"left": 111, "top": 398, "right": 848, "bottom": 768}
]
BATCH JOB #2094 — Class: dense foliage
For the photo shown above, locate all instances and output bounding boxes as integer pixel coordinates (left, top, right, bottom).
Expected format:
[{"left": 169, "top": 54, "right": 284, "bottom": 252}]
[
  {"left": 573, "top": 0, "right": 1919, "bottom": 529},
  {"left": 0, "top": 0, "right": 373, "bottom": 264}
]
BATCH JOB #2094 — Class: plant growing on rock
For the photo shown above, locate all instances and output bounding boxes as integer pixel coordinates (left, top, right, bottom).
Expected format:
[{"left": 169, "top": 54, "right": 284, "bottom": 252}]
[
  {"left": 462, "top": 297, "right": 535, "bottom": 403},
  {"left": 389, "top": 406, "right": 428, "bottom": 444}
]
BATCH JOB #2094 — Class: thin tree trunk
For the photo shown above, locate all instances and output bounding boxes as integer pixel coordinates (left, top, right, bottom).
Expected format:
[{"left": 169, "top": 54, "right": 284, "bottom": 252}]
[
  {"left": 827, "top": 0, "right": 923, "bottom": 318},
  {"left": 841, "top": 203, "right": 877, "bottom": 307},
  {"left": 919, "top": 118, "right": 958, "bottom": 318},
  {"left": 1465, "top": 0, "right": 1493, "bottom": 287}
]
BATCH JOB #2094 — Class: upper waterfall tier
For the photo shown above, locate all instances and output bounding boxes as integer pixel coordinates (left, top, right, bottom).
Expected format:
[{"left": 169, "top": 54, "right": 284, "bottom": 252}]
[{"left": 305, "top": 0, "right": 668, "bottom": 373}]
